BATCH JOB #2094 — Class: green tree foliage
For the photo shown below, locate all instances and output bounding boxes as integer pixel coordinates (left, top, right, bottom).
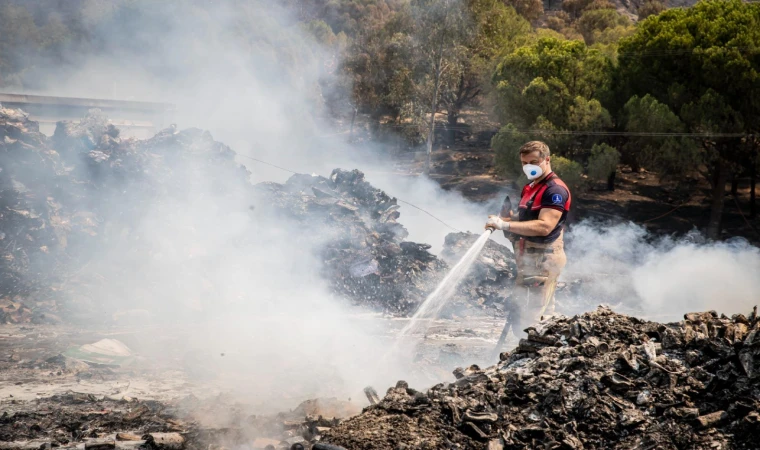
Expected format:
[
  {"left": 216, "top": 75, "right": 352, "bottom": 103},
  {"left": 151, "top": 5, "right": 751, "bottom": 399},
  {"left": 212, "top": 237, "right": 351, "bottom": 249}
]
[
  {"left": 444, "top": 0, "right": 532, "bottom": 129},
  {"left": 505, "top": 0, "right": 544, "bottom": 23},
  {"left": 576, "top": 8, "right": 632, "bottom": 45},
  {"left": 637, "top": 0, "right": 666, "bottom": 20},
  {"left": 287, "top": 0, "right": 406, "bottom": 37},
  {"left": 303, "top": 20, "right": 339, "bottom": 45},
  {"left": 0, "top": 2, "right": 87, "bottom": 88},
  {"left": 407, "top": 0, "right": 474, "bottom": 168},
  {"left": 344, "top": 0, "right": 533, "bottom": 145},
  {"left": 587, "top": 143, "right": 620, "bottom": 190},
  {"left": 617, "top": 0, "right": 760, "bottom": 238},
  {"left": 342, "top": 10, "right": 416, "bottom": 120},
  {"left": 552, "top": 156, "right": 585, "bottom": 191},
  {"left": 561, "top": 0, "right": 595, "bottom": 20},
  {"left": 468, "top": 0, "right": 532, "bottom": 61},
  {"left": 492, "top": 124, "right": 528, "bottom": 179},
  {"left": 546, "top": 12, "right": 571, "bottom": 33},
  {"left": 622, "top": 94, "right": 699, "bottom": 176},
  {"left": 493, "top": 38, "right": 612, "bottom": 129},
  {"left": 492, "top": 37, "right": 614, "bottom": 159}
]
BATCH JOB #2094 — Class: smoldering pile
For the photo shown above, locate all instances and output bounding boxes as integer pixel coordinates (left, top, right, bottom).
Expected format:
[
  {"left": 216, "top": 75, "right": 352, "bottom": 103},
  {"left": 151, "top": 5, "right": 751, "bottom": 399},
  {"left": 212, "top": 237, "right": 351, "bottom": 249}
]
[
  {"left": 440, "top": 232, "right": 517, "bottom": 316},
  {"left": 253, "top": 170, "right": 517, "bottom": 316},
  {"left": 0, "top": 390, "right": 356, "bottom": 450},
  {"left": 321, "top": 307, "right": 760, "bottom": 450},
  {"left": 0, "top": 106, "right": 516, "bottom": 322},
  {"left": 0, "top": 106, "right": 252, "bottom": 322}
]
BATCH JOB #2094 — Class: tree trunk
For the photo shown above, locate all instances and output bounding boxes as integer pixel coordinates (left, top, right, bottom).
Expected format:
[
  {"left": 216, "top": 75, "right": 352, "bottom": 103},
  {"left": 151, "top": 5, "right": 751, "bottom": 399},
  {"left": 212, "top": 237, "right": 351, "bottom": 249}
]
[
  {"left": 707, "top": 158, "right": 728, "bottom": 240},
  {"left": 751, "top": 163, "right": 757, "bottom": 218},
  {"left": 446, "top": 110, "right": 458, "bottom": 146},
  {"left": 424, "top": 29, "right": 446, "bottom": 176},
  {"left": 731, "top": 177, "right": 739, "bottom": 197},
  {"left": 607, "top": 171, "right": 616, "bottom": 191},
  {"left": 349, "top": 107, "right": 357, "bottom": 143}
]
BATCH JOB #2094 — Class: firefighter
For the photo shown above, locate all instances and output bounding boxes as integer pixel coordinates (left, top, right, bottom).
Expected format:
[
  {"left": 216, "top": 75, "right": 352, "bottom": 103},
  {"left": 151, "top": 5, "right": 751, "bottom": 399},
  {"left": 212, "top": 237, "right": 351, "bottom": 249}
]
[{"left": 485, "top": 141, "right": 571, "bottom": 331}]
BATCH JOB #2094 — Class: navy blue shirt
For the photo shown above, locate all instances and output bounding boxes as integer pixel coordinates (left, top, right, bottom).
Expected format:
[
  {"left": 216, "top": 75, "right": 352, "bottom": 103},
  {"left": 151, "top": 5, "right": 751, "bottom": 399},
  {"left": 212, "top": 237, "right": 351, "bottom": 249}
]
[{"left": 517, "top": 173, "right": 571, "bottom": 244}]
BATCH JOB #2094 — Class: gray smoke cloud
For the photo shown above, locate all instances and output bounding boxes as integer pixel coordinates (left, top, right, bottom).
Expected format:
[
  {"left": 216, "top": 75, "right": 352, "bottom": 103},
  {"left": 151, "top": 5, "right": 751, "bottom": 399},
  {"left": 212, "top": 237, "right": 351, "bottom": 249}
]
[
  {"left": 3, "top": 0, "right": 445, "bottom": 411},
  {"left": 4, "top": 0, "right": 759, "bottom": 416},
  {"left": 562, "top": 221, "right": 760, "bottom": 322}
]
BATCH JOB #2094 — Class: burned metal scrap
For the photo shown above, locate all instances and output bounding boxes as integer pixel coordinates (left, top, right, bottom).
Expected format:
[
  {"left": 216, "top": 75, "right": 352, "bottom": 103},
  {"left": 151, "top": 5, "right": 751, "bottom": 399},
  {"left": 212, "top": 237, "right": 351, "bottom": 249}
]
[{"left": 321, "top": 306, "right": 760, "bottom": 449}]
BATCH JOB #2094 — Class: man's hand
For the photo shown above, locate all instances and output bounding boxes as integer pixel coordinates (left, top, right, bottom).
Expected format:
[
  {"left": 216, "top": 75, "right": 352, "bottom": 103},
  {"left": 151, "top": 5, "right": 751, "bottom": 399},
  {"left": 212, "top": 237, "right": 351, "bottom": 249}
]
[
  {"left": 485, "top": 215, "right": 510, "bottom": 231},
  {"left": 505, "top": 208, "right": 562, "bottom": 237}
]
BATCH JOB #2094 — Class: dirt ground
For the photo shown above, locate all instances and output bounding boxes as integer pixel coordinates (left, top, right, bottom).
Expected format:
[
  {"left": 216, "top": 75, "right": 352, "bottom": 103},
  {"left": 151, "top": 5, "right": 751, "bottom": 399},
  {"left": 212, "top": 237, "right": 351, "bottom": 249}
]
[
  {"left": 0, "top": 298, "right": 642, "bottom": 449},
  {"left": 0, "top": 314, "right": 520, "bottom": 448},
  {"left": 0, "top": 280, "right": 653, "bottom": 448}
]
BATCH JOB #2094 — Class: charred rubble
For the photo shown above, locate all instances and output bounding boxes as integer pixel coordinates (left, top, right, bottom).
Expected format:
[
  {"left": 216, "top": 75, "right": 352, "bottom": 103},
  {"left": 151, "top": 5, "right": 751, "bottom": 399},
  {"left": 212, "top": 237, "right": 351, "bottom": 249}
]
[
  {"left": 0, "top": 106, "right": 252, "bottom": 322},
  {"left": 4, "top": 307, "right": 760, "bottom": 450},
  {"left": 252, "top": 169, "right": 446, "bottom": 315},
  {"left": 322, "top": 307, "right": 760, "bottom": 450},
  {"left": 0, "top": 391, "right": 357, "bottom": 450},
  {"left": 0, "top": 106, "right": 515, "bottom": 321},
  {"left": 253, "top": 170, "right": 517, "bottom": 316},
  {"left": 440, "top": 232, "right": 516, "bottom": 316}
]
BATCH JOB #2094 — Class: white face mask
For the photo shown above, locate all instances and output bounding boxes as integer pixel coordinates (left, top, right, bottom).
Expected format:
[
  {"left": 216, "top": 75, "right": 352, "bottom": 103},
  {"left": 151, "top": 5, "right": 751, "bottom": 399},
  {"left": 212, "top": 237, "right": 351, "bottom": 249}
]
[{"left": 523, "top": 162, "right": 544, "bottom": 181}]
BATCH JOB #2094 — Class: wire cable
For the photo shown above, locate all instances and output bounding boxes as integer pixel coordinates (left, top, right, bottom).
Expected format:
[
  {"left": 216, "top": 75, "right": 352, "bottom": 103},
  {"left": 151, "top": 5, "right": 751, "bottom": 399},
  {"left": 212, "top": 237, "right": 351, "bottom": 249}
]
[
  {"left": 396, "top": 199, "right": 462, "bottom": 232},
  {"left": 236, "top": 153, "right": 463, "bottom": 232},
  {"left": 358, "top": 122, "right": 754, "bottom": 137},
  {"left": 237, "top": 154, "right": 297, "bottom": 174}
]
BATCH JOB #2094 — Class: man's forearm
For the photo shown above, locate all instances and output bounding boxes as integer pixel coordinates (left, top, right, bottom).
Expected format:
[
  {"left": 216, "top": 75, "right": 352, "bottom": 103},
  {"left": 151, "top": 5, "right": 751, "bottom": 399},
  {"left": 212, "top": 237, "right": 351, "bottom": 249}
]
[{"left": 508, "top": 219, "right": 553, "bottom": 237}]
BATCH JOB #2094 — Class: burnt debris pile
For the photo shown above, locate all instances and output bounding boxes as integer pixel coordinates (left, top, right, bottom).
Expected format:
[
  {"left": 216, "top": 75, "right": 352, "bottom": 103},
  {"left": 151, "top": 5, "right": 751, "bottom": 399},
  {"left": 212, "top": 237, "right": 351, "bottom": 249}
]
[
  {"left": 0, "top": 393, "right": 190, "bottom": 448},
  {"left": 253, "top": 169, "right": 446, "bottom": 315},
  {"left": 0, "top": 106, "right": 251, "bottom": 321},
  {"left": 0, "top": 107, "right": 63, "bottom": 321},
  {"left": 0, "top": 107, "right": 515, "bottom": 321},
  {"left": 440, "top": 232, "right": 516, "bottom": 316},
  {"left": 254, "top": 170, "right": 516, "bottom": 316},
  {"left": 322, "top": 307, "right": 760, "bottom": 450},
  {"left": 0, "top": 391, "right": 358, "bottom": 450}
]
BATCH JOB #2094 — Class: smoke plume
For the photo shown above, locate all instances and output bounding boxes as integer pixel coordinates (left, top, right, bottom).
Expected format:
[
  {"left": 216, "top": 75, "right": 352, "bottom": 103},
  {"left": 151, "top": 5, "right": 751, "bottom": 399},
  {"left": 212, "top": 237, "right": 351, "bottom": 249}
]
[{"left": 3, "top": 0, "right": 758, "bottom": 416}]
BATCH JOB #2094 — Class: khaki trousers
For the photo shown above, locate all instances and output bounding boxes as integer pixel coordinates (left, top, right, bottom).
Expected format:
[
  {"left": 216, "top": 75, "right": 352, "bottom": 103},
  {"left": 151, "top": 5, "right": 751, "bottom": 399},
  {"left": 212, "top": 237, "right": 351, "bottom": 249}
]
[{"left": 511, "top": 231, "right": 566, "bottom": 330}]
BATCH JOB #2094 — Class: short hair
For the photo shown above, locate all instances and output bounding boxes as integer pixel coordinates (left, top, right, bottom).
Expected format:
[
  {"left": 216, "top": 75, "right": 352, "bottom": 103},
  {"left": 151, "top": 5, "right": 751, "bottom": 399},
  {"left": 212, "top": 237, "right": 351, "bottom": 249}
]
[{"left": 519, "top": 141, "right": 550, "bottom": 158}]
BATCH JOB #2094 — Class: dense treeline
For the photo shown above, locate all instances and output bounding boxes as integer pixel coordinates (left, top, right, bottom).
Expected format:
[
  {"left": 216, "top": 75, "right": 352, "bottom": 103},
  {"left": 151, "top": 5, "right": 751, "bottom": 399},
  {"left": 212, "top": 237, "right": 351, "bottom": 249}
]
[
  {"left": 308, "top": 0, "right": 760, "bottom": 239},
  {"left": 0, "top": 0, "right": 758, "bottom": 237}
]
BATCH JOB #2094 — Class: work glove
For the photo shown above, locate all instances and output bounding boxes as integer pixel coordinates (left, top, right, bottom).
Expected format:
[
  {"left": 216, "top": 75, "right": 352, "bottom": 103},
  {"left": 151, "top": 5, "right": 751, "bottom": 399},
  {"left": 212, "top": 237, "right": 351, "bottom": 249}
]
[{"left": 485, "top": 215, "right": 510, "bottom": 231}]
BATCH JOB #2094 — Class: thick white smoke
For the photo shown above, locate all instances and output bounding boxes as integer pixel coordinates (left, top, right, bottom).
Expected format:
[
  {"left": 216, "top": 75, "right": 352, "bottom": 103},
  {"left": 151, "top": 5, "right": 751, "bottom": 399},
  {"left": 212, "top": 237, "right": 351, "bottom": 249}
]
[
  {"left": 6, "top": 0, "right": 759, "bottom": 416},
  {"left": 562, "top": 221, "right": 760, "bottom": 322},
  {"left": 6, "top": 0, "right": 500, "bottom": 412},
  {"left": 632, "top": 238, "right": 760, "bottom": 321}
]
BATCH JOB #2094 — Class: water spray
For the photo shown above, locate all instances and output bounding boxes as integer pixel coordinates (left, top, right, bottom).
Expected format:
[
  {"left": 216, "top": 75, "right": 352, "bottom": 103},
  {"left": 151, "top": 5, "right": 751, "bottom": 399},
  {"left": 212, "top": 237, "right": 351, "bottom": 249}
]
[{"left": 396, "top": 194, "right": 515, "bottom": 340}]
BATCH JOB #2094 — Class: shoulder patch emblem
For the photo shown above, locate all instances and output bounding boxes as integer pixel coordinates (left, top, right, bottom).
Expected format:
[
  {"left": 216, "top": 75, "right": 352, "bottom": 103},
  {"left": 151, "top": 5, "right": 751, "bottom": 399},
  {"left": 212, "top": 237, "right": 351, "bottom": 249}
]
[{"left": 551, "top": 193, "right": 563, "bottom": 205}]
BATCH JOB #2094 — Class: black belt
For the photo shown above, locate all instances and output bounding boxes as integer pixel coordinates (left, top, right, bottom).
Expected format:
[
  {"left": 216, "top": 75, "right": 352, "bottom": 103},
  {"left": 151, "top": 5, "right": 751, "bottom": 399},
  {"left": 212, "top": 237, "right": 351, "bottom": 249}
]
[{"left": 525, "top": 247, "right": 555, "bottom": 254}]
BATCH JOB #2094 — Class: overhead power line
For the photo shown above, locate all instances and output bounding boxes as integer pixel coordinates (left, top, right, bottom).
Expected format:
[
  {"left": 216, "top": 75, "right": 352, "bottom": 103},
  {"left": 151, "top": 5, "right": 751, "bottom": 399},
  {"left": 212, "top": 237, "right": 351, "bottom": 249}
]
[
  {"left": 616, "top": 47, "right": 760, "bottom": 58},
  {"left": 364, "top": 122, "right": 754, "bottom": 138}
]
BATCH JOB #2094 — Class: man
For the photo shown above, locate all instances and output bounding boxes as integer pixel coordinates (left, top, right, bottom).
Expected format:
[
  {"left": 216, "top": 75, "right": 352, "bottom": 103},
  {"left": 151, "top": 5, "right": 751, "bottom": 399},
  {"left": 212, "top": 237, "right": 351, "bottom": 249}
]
[{"left": 485, "top": 141, "right": 571, "bottom": 333}]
